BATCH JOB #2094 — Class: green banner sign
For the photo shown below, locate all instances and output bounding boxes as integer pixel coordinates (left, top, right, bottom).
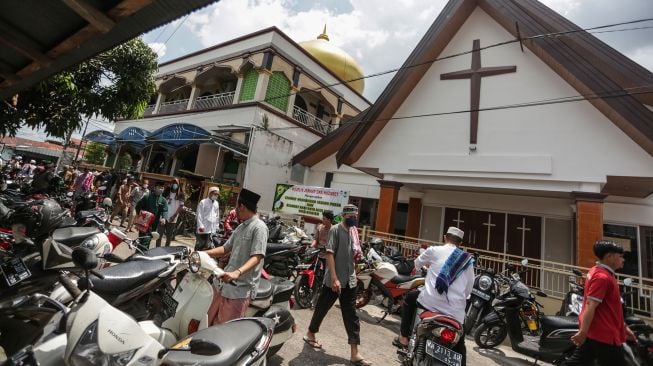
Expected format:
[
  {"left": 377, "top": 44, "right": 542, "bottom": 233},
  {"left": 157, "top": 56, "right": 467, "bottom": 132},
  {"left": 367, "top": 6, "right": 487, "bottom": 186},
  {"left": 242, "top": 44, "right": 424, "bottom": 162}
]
[{"left": 273, "top": 184, "right": 349, "bottom": 218}]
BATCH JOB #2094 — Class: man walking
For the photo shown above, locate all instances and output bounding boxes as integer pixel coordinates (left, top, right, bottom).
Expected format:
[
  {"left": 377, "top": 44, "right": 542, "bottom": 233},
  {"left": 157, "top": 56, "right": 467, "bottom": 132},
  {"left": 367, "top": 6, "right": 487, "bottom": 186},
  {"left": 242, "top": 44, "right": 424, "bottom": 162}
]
[
  {"left": 157, "top": 178, "right": 183, "bottom": 247},
  {"left": 196, "top": 186, "right": 220, "bottom": 250},
  {"left": 135, "top": 181, "right": 168, "bottom": 249},
  {"left": 111, "top": 177, "right": 132, "bottom": 227},
  {"left": 304, "top": 204, "right": 372, "bottom": 366},
  {"left": 127, "top": 179, "right": 148, "bottom": 232},
  {"left": 204, "top": 189, "right": 267, "bottom": 324},
  {"left": 561, "top": 240, "right": 635, "bottom": 365}
]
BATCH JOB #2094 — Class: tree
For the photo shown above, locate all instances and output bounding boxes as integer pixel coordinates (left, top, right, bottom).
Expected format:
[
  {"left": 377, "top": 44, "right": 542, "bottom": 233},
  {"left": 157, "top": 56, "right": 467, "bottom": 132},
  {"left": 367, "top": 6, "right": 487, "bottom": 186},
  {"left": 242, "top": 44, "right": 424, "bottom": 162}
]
[
  {"left": 0, "top": 38, "right": 158, "bottom": 138},
  {"left": 84, "top": 142, "right": 107, "bottom": 165},
  {"left": 117, "top": 153, "right": 133, "bottom": 171}
]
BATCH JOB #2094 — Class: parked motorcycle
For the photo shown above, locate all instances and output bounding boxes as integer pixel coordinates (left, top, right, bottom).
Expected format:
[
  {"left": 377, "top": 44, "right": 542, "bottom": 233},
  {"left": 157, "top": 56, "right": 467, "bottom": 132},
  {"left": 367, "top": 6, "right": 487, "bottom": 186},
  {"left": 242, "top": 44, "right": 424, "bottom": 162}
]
[
  {"left": 8, "top": 247, "right": 275, "bottom": 366},
  {"left": 368, "top": 237, "right": 415, "bottom": 276},
  {"left": 355, "top": 247, "right": 424, "bottom": 322},
  {"left": 556, "top": 268, "right": 585, "bottom": 316},
  {"left": 398, "top": 308, "right": 465, "bottom": 366},
  {"left": 294, "top": 247, "right": 326, "bottom": 309},
  {"left": 464, "top": 265, "right": 499, "bottom": 335},
  {"left": 167, "top": 250, "right": 296, "bottom": 357}
]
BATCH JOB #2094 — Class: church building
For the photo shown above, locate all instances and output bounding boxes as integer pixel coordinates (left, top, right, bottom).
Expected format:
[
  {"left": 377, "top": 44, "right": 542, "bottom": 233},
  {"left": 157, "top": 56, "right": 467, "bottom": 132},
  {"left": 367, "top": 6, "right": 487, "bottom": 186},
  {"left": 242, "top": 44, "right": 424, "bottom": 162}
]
[{"left": 293, "top": 0, "right": 653, "bottom": 274}]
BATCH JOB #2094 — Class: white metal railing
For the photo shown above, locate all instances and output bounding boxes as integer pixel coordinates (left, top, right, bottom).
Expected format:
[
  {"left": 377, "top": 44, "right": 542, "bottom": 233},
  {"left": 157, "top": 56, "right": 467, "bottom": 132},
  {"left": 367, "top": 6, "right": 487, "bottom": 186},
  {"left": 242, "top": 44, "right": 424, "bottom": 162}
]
[
  {"left": 143, "top": 104, "right": 156, "bottom": 116},
  {"left": 360, "top": 227, "right": 653, "bottom": 320},
  {"left": 292, "top": 105, "right": 332, "bottom": 134},
  {"left": 192, "top": 91, "right": 235, "bottom": 110},
  {"left": 159, "top": 99, "right": 189, "bottom": 114}
]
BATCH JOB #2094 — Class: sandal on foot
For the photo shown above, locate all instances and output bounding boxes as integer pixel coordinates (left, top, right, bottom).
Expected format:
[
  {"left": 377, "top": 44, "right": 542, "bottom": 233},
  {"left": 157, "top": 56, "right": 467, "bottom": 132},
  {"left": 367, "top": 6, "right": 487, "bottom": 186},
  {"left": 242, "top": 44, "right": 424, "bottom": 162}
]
[
  {"left": 392, "top": 337, "right": 408, "bottom": 348},
  {"left": 302, "top": 336, "right": 322, "bottom": 349},
  {"left": 350, "top": 359, "right": 372, "bottom": 366}
]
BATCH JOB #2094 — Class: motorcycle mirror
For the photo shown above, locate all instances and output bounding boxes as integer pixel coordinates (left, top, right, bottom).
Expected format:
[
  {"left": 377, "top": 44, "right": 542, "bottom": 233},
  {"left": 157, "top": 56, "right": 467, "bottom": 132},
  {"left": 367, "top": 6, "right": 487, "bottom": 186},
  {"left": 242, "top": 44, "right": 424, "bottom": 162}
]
[
  {"left": 521, "top": 259, "right": 528, "bottom": 266},
  {"left": 151, "top": 232, "right": 161, "bottom": 241},
  {"left": 189, "top": 339, "right": 221, "bottom": 356},
  {"left": 66, "top": 192, "right": 73, "bottom": 197},
  {"left": 98, "top": 186, "right": 106, "bottom": 191},
  {"left": 623, "top": 278, "right": 634, "bottom": 287},
  {"left": 572, "top": 268, "right": 583, "bottom": 277},
  {"left": 72, "top": 247, "right": 98, "bottom": 270},
  {"left": 536, "top": 290, "right": 548, "bottom": 298},
  {"left": 102, "top": 198, "right": 112, "bottom": 207}
]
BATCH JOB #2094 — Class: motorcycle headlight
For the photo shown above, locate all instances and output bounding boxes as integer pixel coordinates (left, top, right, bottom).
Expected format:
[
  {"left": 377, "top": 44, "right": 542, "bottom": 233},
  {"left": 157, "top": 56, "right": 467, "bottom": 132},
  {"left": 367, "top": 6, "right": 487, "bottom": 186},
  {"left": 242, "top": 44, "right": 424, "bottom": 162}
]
[
  {"left": 81, "top": 237, "right": 100, "bottom": 251},
  {"left": 71, "top": 321, "right": 137, "bottom": 366},
  {"left": 189, "top": 252, "right": 201, "bottom": 273},
  {"left": 478, "top": 275, "right": 493, "bottom": 291}
]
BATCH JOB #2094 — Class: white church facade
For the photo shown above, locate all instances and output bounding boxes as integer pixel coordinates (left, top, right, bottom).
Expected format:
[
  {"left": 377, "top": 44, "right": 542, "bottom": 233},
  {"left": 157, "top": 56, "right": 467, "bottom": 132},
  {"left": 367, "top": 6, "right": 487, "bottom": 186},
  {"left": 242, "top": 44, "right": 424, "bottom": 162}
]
[{"left": 293, "top": 0, "right": 653, "bottom": 275}]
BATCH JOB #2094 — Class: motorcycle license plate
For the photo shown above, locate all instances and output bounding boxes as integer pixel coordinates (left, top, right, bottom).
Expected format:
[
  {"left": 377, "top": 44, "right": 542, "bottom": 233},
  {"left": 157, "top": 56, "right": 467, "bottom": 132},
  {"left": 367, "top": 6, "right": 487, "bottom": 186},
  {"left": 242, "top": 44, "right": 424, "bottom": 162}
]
[
  {"left": 161, "top": 285, "right": 179, "bottom": 318},
  {"left": 426, "top": 339, "right": 462, "bottom": 366},
  {"left": 1, "top": 257, "right": 31, "bottom": 286},
  {"left": 471, "top": 288, "right": 490, "bottom": 301}
]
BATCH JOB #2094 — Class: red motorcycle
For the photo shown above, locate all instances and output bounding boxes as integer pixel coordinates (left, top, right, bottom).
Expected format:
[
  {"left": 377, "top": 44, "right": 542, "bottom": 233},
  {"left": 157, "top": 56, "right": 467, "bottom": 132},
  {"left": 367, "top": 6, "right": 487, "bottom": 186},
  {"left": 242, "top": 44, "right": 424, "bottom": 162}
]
[{"left": 293, "top": 248, "right": 325, "bottom": 309}]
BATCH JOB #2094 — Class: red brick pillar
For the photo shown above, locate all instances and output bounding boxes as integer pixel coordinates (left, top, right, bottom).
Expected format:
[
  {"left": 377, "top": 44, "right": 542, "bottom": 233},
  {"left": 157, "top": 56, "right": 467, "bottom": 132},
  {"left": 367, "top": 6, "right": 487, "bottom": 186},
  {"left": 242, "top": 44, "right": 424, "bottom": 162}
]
[
  {"left": 405, "top": 197, "right": 422, "bottom": 239},
  {"left": 574, "top": 192, "right": 606, "bottom": 268},
  {"left": 374, "top": 180, "right": 403, "bottom": 234}
]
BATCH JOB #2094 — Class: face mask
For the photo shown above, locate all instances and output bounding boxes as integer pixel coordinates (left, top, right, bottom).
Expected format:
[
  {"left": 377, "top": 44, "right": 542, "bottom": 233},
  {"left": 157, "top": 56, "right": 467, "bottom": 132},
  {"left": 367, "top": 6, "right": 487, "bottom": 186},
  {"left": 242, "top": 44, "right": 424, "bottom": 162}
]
[
  {"left": 172, "top": 184, "right": 178, "bottom": 190},
  {"left": 345, "top": 217, "right": 357, "bottom": 227},
  {"left": 210, "top": 195, "right": 217, "bottom": 201},
  {"left": 143, "top": 184, "right": 148, "bottom": 189}
]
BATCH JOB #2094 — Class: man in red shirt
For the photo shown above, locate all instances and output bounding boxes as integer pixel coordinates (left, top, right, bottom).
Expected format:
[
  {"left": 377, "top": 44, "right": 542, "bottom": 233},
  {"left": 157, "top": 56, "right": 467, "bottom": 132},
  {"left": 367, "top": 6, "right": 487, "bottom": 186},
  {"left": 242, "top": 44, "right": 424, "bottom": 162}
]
[{"left": 562, "top": 240, "right": 635, "bottom": 365}]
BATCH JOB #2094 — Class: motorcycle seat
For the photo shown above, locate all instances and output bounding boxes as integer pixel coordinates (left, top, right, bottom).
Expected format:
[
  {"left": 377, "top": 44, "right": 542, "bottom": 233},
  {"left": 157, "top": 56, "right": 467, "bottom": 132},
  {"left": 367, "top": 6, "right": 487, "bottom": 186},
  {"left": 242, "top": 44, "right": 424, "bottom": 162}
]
[
  {"left": 52, "top": 227, "right": 100, "bottom": 246},
  {"left": 418, "top": 311, "right": 461, "bottom": 330},
  {"left": 266, "top": 243, "right": 297, "bottom": 254},
  {"left": 83, "top": 259, "right": 169, "bottom": 295},
  {"left": 163, "top": 319, "right": 264, "bottom": 366},
  {"left": 255, "top": 278, "right": 274, "bottom": 300},
  {"left": 540, "top": 316, "right": 578, "bottom": 335},
  {"left": 625, "top": 315, "right": 646, "bottom": 326},
  {"left": 139, "top": 245, "right": 188, "bottom": 259},
  {"left": 390, "top": 274, "right": 421, "bottom": 284},
  {"left": 269, "top": 276, "right": 295, "bottom": 303}
]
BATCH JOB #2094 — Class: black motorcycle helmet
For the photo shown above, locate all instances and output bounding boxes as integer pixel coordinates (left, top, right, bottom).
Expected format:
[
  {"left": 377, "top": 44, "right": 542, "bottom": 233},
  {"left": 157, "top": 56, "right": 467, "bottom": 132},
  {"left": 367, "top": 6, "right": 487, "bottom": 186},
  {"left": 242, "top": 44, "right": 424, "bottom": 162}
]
[
  {"left": 593, "top": 240, "right": 624, "bottom": 259},
  {"left": 368, "top": 237, "right": 384, "bottom": 253},
  {"left": 9, "top": 199, "right": 67, "bottom": 240}
]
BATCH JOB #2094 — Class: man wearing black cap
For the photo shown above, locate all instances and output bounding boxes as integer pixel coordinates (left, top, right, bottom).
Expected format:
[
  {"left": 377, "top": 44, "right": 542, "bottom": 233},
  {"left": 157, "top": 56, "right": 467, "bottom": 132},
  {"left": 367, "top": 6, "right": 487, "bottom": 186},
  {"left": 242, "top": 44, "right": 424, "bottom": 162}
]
[
  {"left": 205, "top": 188, "right": 268, "bottom": 324},
  {"left": 562, "top": 240, "right": 635, "bottom": 365},
  {"left": 31, "top": 161, "right": 55, "bottom": 193}
]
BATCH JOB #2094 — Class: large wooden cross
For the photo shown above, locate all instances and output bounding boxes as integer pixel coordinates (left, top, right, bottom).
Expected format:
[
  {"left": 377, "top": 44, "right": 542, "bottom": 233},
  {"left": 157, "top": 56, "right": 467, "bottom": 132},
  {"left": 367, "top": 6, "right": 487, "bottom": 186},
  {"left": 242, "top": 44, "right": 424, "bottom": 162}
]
[{"left": 440, "top": 39, "right": 516, "bottom": 147}]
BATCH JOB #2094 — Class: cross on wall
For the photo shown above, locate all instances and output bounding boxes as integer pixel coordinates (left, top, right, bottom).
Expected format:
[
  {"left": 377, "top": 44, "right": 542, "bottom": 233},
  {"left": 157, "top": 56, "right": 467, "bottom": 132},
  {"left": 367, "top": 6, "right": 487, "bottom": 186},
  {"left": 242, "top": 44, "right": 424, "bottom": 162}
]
[
  {"left": 516, "top": 217, "right": 532, "bottom": 257},
  {"left": 482, "top": 214, "right": 496, "bottom": 251},
  {"left": 440, "top": 39, "right": 517, "bottom": 150}
]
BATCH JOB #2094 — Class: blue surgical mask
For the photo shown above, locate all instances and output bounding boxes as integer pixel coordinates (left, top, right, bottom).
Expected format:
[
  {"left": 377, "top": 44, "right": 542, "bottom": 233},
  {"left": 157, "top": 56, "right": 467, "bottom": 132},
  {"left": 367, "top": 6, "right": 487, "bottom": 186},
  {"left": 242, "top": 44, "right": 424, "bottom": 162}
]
[
  {"left": 345, "top": 217, "right": 357, "bottom": 227},
  {"left": 172, "top": 184, "right": 178, "bottom": 190}
]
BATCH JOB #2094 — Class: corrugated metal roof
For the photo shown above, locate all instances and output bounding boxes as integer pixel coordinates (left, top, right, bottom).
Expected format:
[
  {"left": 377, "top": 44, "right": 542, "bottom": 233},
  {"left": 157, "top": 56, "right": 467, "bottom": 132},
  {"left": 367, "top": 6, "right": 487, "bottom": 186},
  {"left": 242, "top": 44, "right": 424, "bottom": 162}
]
[{"left": 0, "top": 0, "right": 218, "bottom": 100}]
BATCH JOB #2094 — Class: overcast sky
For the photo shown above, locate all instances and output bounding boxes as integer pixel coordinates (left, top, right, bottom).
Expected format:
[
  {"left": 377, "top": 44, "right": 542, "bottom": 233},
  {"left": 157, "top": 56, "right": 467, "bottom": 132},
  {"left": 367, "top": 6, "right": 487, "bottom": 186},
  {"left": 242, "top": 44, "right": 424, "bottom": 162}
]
[{"left": 18, "top": 0, "right": 653, "bottom": 140}]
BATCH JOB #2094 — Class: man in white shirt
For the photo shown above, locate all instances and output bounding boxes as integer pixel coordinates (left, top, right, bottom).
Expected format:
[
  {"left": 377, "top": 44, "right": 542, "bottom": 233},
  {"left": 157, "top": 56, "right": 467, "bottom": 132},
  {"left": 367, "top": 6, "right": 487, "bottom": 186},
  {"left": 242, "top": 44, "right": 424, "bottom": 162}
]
[
  {"left": 394, "top": 226, "right": 474, "bottom": 365},
  {"left": 196, "top": 186, "right": 220, "bottom": 250}
]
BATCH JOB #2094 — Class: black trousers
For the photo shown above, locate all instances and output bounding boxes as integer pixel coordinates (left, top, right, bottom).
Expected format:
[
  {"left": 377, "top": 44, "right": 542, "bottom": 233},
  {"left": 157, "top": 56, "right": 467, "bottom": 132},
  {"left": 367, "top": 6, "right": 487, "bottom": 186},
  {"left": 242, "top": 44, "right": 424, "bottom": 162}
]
[
  {"left": 308, "top": 284, "right": 360, "bottom": 345},
  {"left": 561, "top": 338, "right": 627, "bottom": 366},
  {"left": 401, "top": 290, "right": 467, "bottom": 365}
]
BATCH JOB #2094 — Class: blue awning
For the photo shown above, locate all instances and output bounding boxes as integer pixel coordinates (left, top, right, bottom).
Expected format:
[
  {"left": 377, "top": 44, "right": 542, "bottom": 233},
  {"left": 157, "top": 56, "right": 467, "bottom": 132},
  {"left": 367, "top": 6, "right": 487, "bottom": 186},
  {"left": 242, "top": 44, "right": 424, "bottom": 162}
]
[
  {"left": 147, "top": 123, "right": 211, "bottom": 148},
  {"left": 85, "top": 130, "right": 116, "bottom": 145},
  {"left": 117, "top": 127, "right": 151, "bottom": 145}
]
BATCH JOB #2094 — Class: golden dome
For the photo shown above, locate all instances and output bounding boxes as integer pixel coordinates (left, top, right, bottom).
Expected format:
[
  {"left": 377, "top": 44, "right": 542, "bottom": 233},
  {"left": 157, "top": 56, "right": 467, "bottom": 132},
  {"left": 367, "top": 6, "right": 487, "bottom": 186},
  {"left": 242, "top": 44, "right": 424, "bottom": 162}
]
[{"left": 299, "top": 25, "right": 365, "bottom": 94}]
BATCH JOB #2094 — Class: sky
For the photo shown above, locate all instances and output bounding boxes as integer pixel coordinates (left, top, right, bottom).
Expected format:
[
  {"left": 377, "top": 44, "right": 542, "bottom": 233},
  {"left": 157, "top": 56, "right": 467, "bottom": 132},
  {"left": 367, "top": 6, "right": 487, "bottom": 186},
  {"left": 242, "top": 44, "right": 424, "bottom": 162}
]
[{"left": 17, "top": 0, "right": 653, "bottom": 140}]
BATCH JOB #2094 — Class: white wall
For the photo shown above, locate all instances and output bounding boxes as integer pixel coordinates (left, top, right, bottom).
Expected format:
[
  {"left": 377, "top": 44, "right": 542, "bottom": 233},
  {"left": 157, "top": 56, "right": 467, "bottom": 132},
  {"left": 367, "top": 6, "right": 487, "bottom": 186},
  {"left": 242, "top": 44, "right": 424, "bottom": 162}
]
[
  {"left": 604, "top": 195, "right": 653, "bottom": 226},
  {"left": 308, "top": 153, "right": 381, "bottom": 199},
  {"left": 355, "top": 7, "right": 653, "bottom": 193},
  {"left": 244, "top": 129, "right": 295, "bottom": 212}
]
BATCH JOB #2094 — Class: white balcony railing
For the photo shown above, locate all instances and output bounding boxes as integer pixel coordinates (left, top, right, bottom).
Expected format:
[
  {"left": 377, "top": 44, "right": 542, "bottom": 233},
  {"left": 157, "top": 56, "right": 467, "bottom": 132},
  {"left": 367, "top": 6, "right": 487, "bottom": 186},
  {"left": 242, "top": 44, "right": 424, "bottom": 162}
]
[
  {"left": 159, "top": 99, "right": 189, "bottom": 114},
  {"left": 143, "top": 104, "right": 156, "bottom": 116},
  {"left": 192, "top": 91, "right": 235, "bottom": 110},
  {"left": 292, "top": 105, "right": 332, "bottom": 134}
]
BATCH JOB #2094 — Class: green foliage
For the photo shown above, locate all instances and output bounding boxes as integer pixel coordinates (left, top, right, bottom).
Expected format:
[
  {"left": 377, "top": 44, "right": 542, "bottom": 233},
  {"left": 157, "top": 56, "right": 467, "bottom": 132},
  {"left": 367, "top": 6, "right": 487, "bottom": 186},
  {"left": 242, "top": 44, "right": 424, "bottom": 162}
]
[
  {"left": 84, "top": 142, "right": 107, "bottom": 165},
  {"left": 218, "top": 186, "right": 233, "bottom": 211},
  {"left": 117, "top": 153, "right": 133, "bottom": 171},
  {"left": 0, "top": 38, "right": 158, "bottom": 138}
]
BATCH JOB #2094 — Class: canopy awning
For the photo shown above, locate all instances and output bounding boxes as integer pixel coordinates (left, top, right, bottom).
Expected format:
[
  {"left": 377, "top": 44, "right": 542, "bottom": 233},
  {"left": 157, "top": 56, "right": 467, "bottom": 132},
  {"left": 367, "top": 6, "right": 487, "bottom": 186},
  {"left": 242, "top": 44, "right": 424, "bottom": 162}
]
[
  {"left": 85, "top": 130, "right": 116, "bottom": 145},
  {"left": 146, "top": 123, "right": 211, "bottom": 148}
]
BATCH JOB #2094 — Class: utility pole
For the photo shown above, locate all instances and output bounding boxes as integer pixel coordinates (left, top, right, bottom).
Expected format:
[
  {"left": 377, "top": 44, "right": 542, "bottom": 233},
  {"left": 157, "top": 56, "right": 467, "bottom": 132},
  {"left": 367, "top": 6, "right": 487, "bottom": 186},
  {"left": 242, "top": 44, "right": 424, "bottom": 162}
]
[
  {"left": 56, "top": 128, "right": 74, "bottom": 173},
  {"left": 74, "top": 116, "right": 91, "bottom": 164}
]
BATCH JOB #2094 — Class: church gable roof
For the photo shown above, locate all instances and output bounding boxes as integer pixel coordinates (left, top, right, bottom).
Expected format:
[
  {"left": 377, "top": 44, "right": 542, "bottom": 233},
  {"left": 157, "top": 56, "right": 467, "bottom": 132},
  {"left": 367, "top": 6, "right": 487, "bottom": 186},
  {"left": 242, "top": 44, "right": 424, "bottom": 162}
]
[{"left": 332, "top": 0, "right": 653, "bottom": 166}]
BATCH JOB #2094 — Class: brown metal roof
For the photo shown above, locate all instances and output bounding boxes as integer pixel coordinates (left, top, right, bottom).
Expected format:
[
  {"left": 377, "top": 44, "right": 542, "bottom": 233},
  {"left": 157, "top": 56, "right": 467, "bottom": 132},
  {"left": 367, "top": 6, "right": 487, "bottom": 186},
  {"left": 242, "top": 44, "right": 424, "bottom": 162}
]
[
  {"left": 330, "top": 0, "right": 653, "bottom": 166},
  {"left": 0, "top": 0, "right": 218, "bottom": 101}
]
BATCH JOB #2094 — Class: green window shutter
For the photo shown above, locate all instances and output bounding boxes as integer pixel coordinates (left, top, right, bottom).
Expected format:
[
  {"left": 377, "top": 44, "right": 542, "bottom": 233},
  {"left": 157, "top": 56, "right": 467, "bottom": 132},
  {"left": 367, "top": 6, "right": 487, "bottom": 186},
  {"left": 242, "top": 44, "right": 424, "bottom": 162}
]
[
  {"left": 265, "top": 72, "right": 290, "bottom": 111},
  {"left": 239, "top": 68, "right": 258, "bottom": 101}
]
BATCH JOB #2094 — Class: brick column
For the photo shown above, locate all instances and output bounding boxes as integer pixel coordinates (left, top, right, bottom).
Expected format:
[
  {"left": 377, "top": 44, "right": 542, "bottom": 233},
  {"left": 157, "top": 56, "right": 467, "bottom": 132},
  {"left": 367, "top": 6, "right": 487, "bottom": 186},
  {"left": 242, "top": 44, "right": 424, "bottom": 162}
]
[
  {"left": 374, "top": 180, "right": 403, "bottom": 234},
  {"left": 405, "top": 197, "right": 422, "bottom": 239},
  {"left": 574, "top": 192, "right": 607, "bottom": 268}
]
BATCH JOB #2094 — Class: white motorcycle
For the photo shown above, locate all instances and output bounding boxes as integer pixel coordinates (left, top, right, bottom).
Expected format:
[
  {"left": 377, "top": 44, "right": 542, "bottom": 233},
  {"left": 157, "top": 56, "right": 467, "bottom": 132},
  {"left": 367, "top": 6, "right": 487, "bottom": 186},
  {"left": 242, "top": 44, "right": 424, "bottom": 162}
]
[
  {"left": 167, "top": 251, "right": 296, "bottom": 357},
  {"left": 9, "top": 247, "right": 275, "bottom": 366}
]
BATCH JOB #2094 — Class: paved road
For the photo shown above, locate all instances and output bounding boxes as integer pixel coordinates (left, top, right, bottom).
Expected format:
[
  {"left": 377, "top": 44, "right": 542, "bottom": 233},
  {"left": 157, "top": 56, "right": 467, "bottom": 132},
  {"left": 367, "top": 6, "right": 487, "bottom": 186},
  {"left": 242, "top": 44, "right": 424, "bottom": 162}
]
[{"left": 270, "top": 303, "right": 550, "bottom": 366}]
